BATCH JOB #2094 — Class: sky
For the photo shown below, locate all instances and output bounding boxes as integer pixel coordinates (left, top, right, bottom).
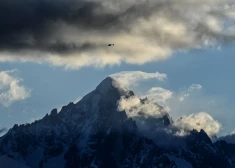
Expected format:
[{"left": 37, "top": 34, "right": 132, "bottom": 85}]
[{"left": 0, "top": 0, "right": 235, "bottom": 137}]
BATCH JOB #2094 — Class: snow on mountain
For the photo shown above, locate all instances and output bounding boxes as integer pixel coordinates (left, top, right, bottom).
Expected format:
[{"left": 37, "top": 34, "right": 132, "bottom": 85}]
[
  {"left": 0, "top": 155, "right": 30, "bottom": 168},
  {"left": 0, "top": 77, "right": 235, "bottom": 168},
  {"left": 165, "top": 154, "right": 193, "bottom": 168}
]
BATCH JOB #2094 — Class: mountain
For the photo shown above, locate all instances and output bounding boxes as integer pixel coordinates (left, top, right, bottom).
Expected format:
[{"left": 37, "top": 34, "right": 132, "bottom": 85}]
[
  {"left": 217, "top": 132, "right": 235, "bottom": 144},
  {"left": 0, "top": 155, "right": 30, "bottom": 168},
  {"left": 0, "top": 128, "right": 7, "bottom": 137},
  {"left": 0, "top": 77, "right": 235, "bottom": 168}
]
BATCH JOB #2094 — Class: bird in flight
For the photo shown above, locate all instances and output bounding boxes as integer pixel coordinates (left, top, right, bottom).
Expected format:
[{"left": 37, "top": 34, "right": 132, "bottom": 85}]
[{"left": 108, "top": 44, "right": 114, "bottom": 46}]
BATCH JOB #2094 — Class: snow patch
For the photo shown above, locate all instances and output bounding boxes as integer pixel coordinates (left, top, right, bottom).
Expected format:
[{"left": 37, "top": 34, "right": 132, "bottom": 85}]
[
  {"left": 166, "top": 154, "right": 193, "bottom": 168},
  {"left": 90, "top": 158, "right": 98, "bottom": 168}
]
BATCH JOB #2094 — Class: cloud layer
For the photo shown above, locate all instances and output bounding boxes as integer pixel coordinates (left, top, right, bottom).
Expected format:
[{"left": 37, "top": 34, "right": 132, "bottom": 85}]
[
  {"left": 118, "top": 95, "right": 166, "bottom": 118},
  {"left": 143, "top": 84, "right": 222, "bottom": 136},
  {"left": 0, "top": 70, "right": 31, "bottom": 106},
  {"left": 112, "top": 70, "right": 222, "bottom": 138},
  {"left": 146, "top": 87, "right": 173, "bottom": 104},
  {"left": 110, "top": 71, "right": 167, "bottom": 88},
  {"left": 0, "top": 0, "right": 235, "bottom": 68},
  {"left": 174, "top": 112, "right": 221, "bottom": 136}
]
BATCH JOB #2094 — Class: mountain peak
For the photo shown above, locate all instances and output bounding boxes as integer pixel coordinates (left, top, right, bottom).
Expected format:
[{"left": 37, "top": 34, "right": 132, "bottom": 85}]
[
  {"left": 95, "top": 76, "right": 129, "bottom": 96},
  {"left": 1, "top": 76, "right": 235, "bottom": 167},
  {"left": 96, "top": 77, "right": 115, "bottom": 92}
]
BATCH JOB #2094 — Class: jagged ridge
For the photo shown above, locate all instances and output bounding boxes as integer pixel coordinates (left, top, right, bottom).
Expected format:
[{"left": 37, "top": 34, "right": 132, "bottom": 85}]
[{"left": 0, "top": 77, "right": 235, "bottom": 168}]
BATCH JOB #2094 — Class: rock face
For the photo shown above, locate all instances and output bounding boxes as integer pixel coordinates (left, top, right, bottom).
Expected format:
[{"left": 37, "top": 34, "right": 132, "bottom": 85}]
[{"left": 0, "top": 77, "right": 235, "bottom": 168}]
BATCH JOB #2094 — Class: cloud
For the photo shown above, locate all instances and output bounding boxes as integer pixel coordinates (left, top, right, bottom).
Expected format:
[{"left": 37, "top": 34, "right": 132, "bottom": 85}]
[
  {"left": 140, "top": 87, "right": 173, "bottom": 113},
  {"left": 0, "top": 70, "right": 31, "bottom": 106},
  {"left": 117, "top": 94, "right": 220, "bottom": 148},
  {"left": 120, "top": 80, "right": 222, "bottom": 137},
  {"left": 118, "top": 94, "right": 221, "bottom": 137},
  {"left": 118, "top": 96, "right": 166, "bottom": 118},
  {"left": 162, "top": 83, "right": 226, "bottom": 123},
  {"left": 174, "top": 112, "right": 221, "bottom": 137},
  {"left": 0, "top": 0, "right": 235, "bottom": 68},
  {"left": 179, "top": 84, "right": 202, "bottom": 102},
  {"left": 114, "top": 76, "right": 224, "bottom": 147},
  {"left": 117, "top": 95, "right": 177, "bottom": 147},
  {"left": 188, "top": 84, "right": 202, "bottom": 91},
  {"left": 110, "top": 71, "right": 167, "bottom": 88},
  {"left": 145, "top": 87, "right": 173, "bottom": 105}
]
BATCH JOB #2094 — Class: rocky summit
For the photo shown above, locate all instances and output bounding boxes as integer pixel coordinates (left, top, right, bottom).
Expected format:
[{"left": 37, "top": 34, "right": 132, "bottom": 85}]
[{"left": 1, "top": 77, "right": 235, "bottom": 168}]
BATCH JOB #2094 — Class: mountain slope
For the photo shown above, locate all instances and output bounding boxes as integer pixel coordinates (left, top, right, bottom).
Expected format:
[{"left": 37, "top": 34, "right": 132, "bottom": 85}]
[
  {"left": 0, "top": 155, "right": 30, "bottom": 168},
  {"left": 0, "top": 77, "right": 235, "bottom": 168}
]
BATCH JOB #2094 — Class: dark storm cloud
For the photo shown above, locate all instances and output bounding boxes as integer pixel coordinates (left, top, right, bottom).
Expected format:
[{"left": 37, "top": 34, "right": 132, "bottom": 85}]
[
  {"left": 0, "top": 0, "right": 169, "bottom": 52},
  {"left": 0, "top": 0, "right": 228, "bottom": 53},
  {"left": 0, "top": 0, "right": 156, "bottom": 53},
  {"left": 0, "top": 0, "right": 234, "bottom": 68},
  {"left": 0, "top": 0, "right": 122, "bottom": 52}
]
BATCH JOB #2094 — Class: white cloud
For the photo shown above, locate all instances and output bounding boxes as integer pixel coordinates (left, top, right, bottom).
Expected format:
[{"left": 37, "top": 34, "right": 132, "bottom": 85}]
[
  {"left": 0, "top": 70, "right": 31, "bottom": 106},
  {"left": 141, "top": 84, "right": 202, "bottom": 111},
  {"left": 124, "top": 81, "right": 223, "bottom": 136},
  {"left": 117, "top": 93, "right": 222, "bottom": 138},
  {"left": 179, "top": 94, "right": 189, "bottom": 102},
  {"left": 154, "top": 83, "right": 220, "bottom": 120},
  {"left": 174, "top": 112, "right": 221, "bottom": 137},
  {"left": 142, "top": 87, "right": 173, "bottom": 112},
  {"left": 179, "top": 84, "right": 202, "bottom": 102},
  {"left": 145, "top": 87, "right": 173, "bottom": 104},
  {"left": 110, "top": 71, "right": 167, "bottom": 88},
  {"left": 117, "top": 95, "right": 171, "bottom": 139},
  {"left": 118, "top": 96, "right": 166, "bottom": 118},
  {"left": 188, "top": 84, "right": 203, "bottom": 91}
]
